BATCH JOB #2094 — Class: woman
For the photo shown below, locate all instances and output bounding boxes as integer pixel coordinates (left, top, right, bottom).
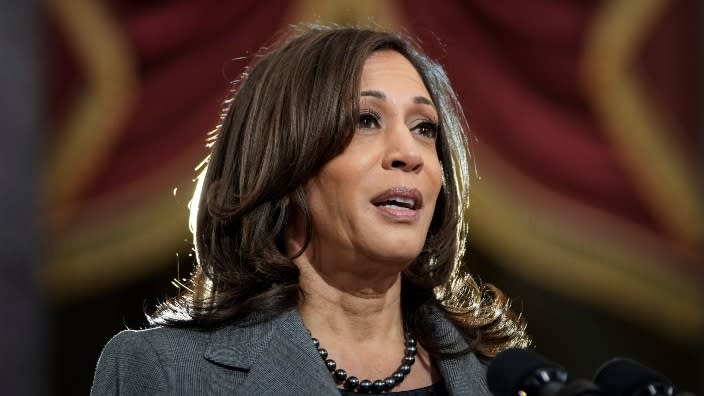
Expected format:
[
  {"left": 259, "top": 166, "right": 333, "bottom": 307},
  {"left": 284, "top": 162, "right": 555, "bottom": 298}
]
[{"left": 91, "top": 25, "right": 529, "bottom": 395}]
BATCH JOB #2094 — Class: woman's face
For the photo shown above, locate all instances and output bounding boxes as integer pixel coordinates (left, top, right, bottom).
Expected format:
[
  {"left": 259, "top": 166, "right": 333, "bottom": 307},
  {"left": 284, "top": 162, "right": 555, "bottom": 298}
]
[{"left": 302, "top": 50, "right": 442, "bottom": 271}]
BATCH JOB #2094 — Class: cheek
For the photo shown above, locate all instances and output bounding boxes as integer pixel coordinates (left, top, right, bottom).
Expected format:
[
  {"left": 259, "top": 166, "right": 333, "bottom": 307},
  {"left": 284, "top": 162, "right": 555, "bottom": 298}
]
[
  {"left": 428, "top": 157, "right": 443, "bottom": 192},
  {"left": 313, "top": 150, "right": 372, "bottom": 207},
  {"left": 304, "top": 170, "right": 352, "bottom": 230},
  {"left": 305, "top": 179, "right": 333, "bottom": 219},
  {"left": 424, "top": 159, "right": 444, "bottom": 214}
]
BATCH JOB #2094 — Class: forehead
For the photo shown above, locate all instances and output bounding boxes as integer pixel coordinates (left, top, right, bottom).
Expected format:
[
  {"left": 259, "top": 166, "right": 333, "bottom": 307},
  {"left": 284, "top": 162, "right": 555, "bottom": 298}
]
[{"left": 360, "top": 50, "right": 430, "bottom": 96}]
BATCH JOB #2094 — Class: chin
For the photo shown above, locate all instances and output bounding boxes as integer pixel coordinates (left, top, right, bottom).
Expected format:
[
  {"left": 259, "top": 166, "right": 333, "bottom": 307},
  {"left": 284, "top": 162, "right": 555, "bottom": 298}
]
[{"left": 366, "top": 240, "right": 425, "bottom": 266}]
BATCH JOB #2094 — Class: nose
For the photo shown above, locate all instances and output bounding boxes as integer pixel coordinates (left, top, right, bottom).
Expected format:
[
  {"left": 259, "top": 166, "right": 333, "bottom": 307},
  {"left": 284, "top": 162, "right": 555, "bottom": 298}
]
[{"left": 381, "top": 124, "right": 424, "bottom": 173}]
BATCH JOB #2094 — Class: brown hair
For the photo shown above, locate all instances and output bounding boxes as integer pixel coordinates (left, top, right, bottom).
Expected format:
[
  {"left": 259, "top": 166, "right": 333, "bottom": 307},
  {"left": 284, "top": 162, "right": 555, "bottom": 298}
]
[{"left": 150, "top": 25, "right": 530, "bottom": 358}]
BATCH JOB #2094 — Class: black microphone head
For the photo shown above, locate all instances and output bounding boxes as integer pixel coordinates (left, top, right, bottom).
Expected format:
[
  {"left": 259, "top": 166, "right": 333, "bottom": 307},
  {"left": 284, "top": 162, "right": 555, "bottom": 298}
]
[
  {"left": 593, "top": 358, "right": 673, "bottom": 396},
  {"left": 488, "top": 348, "right": 568, "bottom": 396}
]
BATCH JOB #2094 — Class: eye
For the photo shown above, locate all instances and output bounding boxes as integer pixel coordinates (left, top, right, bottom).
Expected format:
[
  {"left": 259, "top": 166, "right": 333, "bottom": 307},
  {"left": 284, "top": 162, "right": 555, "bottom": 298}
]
[
  {"left": 412, "top": 121, "right": 439, "bottom": 139},
  {"left": 358, "top": 109, "right": 381, "bottom": 129}
]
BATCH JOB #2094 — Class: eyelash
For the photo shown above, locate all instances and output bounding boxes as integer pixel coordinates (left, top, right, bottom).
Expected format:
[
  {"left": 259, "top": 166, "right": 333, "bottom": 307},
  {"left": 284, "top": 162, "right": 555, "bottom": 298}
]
[
  {"left": 358, "top": 109, "right": 381, "bottom": 129},
  {"left": 412, "top": 121, "right": 439, "bottom": 139},
  {"left": 358, "top": 109, "right": 439, "bottom": 139}
]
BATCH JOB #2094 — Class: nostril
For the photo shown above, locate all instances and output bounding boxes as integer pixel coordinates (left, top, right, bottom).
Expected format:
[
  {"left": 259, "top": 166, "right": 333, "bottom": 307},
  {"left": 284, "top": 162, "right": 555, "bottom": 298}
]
[{"left": 391, "top": 160, "right": 406, "bottom": 168}]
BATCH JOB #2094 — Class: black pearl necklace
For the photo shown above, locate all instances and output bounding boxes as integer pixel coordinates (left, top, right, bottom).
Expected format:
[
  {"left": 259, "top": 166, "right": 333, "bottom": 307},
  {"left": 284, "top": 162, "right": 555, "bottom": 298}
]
[{"left": 311, "top": 333, "right": 418, "bottom": 394}]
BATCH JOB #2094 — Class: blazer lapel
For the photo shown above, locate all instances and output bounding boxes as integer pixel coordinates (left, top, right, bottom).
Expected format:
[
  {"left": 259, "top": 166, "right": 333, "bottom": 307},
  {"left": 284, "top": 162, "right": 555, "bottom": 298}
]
[
  {"left": 436, "top": 352, "right": 490, "bottom": 395},
  {"left": 204, "top": 309, "right": 339, "bottom": 395},
  {"left": 421, "top": 306, "right": 491, "bottom": 396},
  {"left": 202, "top": 305, "right": 490, "bottom": 395}
]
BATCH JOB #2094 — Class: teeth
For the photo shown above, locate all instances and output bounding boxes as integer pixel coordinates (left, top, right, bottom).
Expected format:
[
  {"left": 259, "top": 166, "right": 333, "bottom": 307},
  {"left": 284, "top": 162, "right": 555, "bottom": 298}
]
[
  {"left": 394, "top": 197, "right": 414, "bottom": 207},
  {"left": 382, "top": 197, "right": 415, "bottom": 209}
]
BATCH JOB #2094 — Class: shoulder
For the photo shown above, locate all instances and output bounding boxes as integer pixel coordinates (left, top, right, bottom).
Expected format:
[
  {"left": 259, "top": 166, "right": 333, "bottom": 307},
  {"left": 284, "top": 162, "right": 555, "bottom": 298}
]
[
  {"left": 90, "top": 313, "right": 297, "bottom": 396},
  {"left": 90, "top": 326, "right": 211, "bottom": 395},
  {"left": 117, "top": 325, "right": 211, "bottom": 357}
]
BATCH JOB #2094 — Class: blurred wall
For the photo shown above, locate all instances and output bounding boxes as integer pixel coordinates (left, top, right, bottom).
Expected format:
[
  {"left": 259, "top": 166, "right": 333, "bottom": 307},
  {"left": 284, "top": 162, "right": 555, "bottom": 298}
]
[{"left": 0, "top": 1, "right": 43, "bottom": 395}]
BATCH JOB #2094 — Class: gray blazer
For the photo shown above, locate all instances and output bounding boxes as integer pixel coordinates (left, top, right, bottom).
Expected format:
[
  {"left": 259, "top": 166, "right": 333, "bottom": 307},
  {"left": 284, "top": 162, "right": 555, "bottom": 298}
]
[{"left": 91, "top": 307, "right": 490, "bottom": 395}]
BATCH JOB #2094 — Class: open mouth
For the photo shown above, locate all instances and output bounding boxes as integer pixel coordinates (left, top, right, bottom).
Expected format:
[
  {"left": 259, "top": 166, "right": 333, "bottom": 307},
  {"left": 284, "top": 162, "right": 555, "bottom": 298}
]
[
  {"left": 371, "top": 187, "right": 423, "bottom": 211},
  {"left": 374, "top": 197, "right": 417, "bottom": 210}
]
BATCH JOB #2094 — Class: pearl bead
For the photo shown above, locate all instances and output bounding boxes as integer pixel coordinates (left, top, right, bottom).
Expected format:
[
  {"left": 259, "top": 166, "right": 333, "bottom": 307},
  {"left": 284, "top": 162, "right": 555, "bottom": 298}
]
[
  {"left": 372, "top": 380, "right": 386, "bottom": 393},
  {"left": 403, "top": 355, "right": 415, "bottom": 365},
  {"left": 318, "top": 348, "right": 328, "bottom": 359},
  {"left": 406, "top": 338, "right": 416, "bottom": 347},
  {"left": 400, "top": 364, "right": 411, "bottom": 375},
  {"left": 345, "top": 376, "right": 360, "bottom": 389},
  {"left": 325, "top": 359, "right": 336, "bottom": 371},
  {"left": 393, "top": 371, "right": 405, "bottom": 383},
  {"left": 406, "top": 345, "right": 417, "bottom": 356},
  {"left": 333, "top": 368, "right": 347, "bottom": 382},
  {"left": 359, "top": 380, "right": 373, "bottom": 392},
  {"left": 384, "top": 377, "right": 396, "bottom": 389},
  {"left": 312, "top": 338, "right": 320, "bottom": 348}
]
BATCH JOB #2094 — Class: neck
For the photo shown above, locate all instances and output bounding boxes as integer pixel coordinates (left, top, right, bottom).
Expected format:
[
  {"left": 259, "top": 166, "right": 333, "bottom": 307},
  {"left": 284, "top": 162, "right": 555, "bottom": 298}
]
[
  {"left": 290, "top": 244, "right": 439, "bottom": 391},
  {"left": 286, "top": 222, "right": 410, "bottom": 343},
  {"left": 295, "top": 255, "right": 406, "bottom": 343}
]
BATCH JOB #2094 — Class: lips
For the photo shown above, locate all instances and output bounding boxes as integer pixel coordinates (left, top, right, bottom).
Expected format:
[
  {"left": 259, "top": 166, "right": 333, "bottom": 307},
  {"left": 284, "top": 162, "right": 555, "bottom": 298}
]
[{"left": 371, "top": 186, "right": 423, "bottom": 211}]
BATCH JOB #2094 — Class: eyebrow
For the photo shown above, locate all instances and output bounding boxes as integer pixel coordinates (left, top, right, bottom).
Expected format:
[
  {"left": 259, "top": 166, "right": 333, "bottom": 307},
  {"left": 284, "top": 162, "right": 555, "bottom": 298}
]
[{"left": 360, "top": 90, "right": 435, "bottom": 106}]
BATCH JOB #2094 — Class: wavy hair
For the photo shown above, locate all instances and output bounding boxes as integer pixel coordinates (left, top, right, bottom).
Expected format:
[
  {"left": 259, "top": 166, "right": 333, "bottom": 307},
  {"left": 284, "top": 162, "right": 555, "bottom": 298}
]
[{"left": 150, "top": 25, "right": 530, "bottom": 358}]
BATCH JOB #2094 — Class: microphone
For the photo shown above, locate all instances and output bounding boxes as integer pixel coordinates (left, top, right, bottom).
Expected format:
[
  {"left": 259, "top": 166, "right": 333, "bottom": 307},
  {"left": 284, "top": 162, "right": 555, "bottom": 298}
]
[
  {"left": 487, "top": 348, "right": 601, "bottom": 396},
  {"left": 593, "top": 358, "right": 674, "bottom": 396}
]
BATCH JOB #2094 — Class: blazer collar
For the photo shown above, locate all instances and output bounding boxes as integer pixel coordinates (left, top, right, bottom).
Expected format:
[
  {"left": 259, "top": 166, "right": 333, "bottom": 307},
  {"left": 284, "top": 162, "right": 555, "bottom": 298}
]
[
  {"left": 420, "top": 305, "right": 491, "bottom": 395},
  {"left": 204, "top": 308, "right": 339, "bottom": 394},
  {"left": 203, "top": 306, "right": 489, "bottom": 395}
]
